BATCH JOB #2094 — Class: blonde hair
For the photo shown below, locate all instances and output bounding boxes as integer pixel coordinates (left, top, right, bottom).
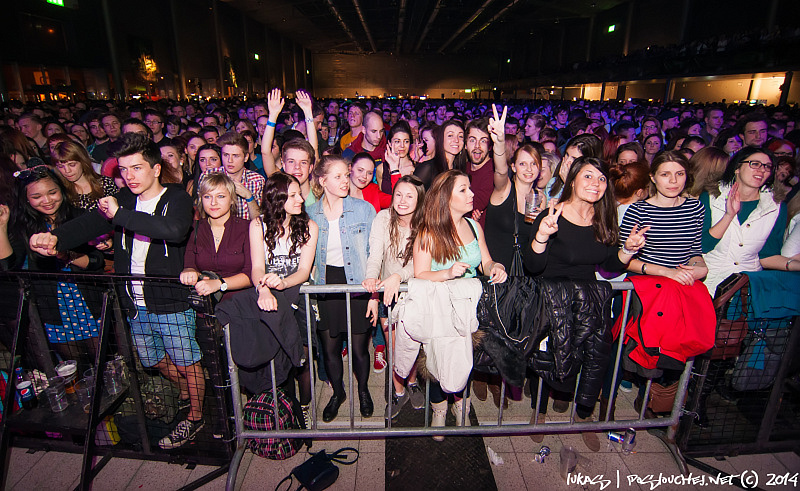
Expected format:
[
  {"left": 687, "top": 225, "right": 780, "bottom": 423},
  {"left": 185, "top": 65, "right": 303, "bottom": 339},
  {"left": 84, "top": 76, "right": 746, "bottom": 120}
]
[
  {"left": 311, "top": 154, "right": 349, "bottom": 199},
  {"left": 196, "top": 173, "right": 237, "bottom": 219}
]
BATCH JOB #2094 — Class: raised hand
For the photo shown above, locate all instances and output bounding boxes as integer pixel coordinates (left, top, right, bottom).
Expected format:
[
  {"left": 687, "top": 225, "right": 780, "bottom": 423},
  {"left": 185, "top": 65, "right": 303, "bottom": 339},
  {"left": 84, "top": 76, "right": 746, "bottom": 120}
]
[
  {"left": 725, "top": 182, "right": 741, "bottom": 217},
  {"left": 384, "top": 143, "right": 400, "bottom": 171},
  {"left": 488, "top": 104, "right": 507, "bottom": 144},
  {"left": 624, "top": 224, "right": 650, "bottom": 253},
  {"left": 295, "top": 90, "right": 314, "bottom": 116},
  {"left": 267, "top": 88, "right": 285, "bottom": 117},
  {"left": 536, "top": 200, "right": 563, "bottom": 239}
]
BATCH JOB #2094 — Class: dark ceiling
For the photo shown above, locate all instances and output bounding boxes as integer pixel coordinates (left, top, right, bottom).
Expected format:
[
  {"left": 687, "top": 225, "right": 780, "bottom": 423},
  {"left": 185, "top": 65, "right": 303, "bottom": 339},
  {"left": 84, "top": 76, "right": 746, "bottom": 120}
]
[{"left": 225, "top": 0, "right": 628, "bottom": 55}]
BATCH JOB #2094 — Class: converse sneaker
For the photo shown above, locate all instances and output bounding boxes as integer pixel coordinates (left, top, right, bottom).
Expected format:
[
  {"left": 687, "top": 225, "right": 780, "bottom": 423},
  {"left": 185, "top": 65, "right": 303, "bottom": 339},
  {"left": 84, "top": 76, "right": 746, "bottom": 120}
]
[
  {"left": 158, "top": 419, "right": 204, "bottom": 449},
  {"left": 373, "top": 345, "right": 387, "bottom": 373},
  {"left": 408, "top": 383, "right": 425, "bottom": 409},
  {"left": 385, "top": 390, "right": 410, "bottom": 419}
]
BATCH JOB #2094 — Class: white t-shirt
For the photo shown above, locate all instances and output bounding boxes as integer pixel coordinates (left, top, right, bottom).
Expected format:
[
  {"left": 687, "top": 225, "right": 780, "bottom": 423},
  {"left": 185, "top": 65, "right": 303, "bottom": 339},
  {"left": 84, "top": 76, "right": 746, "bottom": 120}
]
[
  {"left": 326, "top": 218, "right": 345, "bottom": 267},
  {"left": 130, "top": 188, "right": 167, "bottom": 305}
]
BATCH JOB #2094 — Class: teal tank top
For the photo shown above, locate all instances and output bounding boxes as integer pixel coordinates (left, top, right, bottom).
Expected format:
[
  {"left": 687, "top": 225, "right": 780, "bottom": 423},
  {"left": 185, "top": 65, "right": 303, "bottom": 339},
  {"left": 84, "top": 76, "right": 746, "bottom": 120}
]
[{"left": 431, "top": 218, "right": 482, "bottom": 277}]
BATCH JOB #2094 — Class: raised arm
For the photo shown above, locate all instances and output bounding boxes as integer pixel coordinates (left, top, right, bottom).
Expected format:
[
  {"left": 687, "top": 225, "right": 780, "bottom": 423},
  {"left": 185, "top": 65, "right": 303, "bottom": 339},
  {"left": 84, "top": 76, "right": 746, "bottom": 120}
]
[
  {"left": 489, "top": 104, "right": 510, "bottom": 193},
  {"left": 296, "top": 90, "right": 319, "bottom": 161},
  {"left": 260, "top": 88, "right": 285, "bottom": 177}
]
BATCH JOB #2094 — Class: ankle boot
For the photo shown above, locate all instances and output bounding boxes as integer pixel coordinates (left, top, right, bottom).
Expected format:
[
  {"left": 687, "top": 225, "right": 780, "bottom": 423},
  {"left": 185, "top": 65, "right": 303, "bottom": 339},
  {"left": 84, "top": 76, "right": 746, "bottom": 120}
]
[
  {"left": 472, "top": 380, "right": 488, "bottom": 401},
  {"left": 575, "top": 415, "right": 601, "bottom": 452},
  {"left": 487, "top": 383, "right": 509, "bottom": 409},
  {"left": 452, "top": 397, "right": 471, "bottom": 427},
  {"left": 431, "top": 401, "right": 448, "bottom": 441},
  {"left": 529, "top": 412, "right": 546, "bottom": 443},
  {"left": 598, "top": 396, "right": 616, "bottom": 422}
]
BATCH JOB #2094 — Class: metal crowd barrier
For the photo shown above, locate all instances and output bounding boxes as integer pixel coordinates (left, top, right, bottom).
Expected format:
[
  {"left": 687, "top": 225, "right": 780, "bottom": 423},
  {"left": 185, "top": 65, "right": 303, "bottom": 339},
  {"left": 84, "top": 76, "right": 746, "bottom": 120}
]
[
  {"left": 676, "top": 273, "right": 800, "bottom": 470},
  {"left": 224, "top": 281, "right": 696, "bottom": 490},
  {"left": 0, "top": 272, "right": 233, "bottom": 491}
]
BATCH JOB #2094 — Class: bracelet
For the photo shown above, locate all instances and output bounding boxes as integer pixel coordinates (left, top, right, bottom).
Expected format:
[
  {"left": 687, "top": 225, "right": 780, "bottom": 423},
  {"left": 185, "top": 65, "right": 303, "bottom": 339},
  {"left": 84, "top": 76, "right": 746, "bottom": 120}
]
[
  {"left": 245, "top": 195, "right": 255, "bottom": 203},
  {"left": 266, "top": 121, "right": 276, "bottom": 128},
  {"left": 390, "top": 169, "right": 400, "bottom": 175},
  {"left": 642, "top": 263, "right": 648, "bottom": 275},
  {"left": 305, "top": 118, "right": 314, "bottom": 123},
  {"left": 493, "top": 151, "right": 505, "bottom": 156},
  {"left": 534, "top": 236, "right": 548, "bottom": 244},
  {"left": 621, "top": 246, "right": 637, "bottom": 255},
  {"left": 787, "top": 259, "right": 796, "bottom": 271}
]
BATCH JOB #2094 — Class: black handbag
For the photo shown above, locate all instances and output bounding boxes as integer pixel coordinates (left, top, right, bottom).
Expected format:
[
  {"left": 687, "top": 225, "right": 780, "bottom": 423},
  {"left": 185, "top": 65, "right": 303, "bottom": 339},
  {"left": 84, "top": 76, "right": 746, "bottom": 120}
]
[
  {"left": 277, "top": 447, "right": 359, "bottom": 491},
  {"left": 509, "top": 185, "right": 525, "bottom": 277},
  {"left": 187, "top": 270, "right": 223, "bottom": 314}
]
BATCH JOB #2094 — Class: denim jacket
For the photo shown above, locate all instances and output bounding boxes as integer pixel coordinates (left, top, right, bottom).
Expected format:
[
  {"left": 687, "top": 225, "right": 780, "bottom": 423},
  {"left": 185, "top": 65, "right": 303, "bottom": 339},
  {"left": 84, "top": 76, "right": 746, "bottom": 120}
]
[{"left": 308, "top": 195, "right": 376, "bottom": 285}]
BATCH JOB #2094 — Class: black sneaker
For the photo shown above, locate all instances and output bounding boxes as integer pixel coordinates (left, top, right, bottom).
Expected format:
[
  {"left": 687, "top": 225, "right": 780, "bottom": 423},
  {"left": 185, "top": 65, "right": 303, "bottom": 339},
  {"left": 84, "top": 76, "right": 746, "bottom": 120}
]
[
  {"left": 385, "top": 390, "right": 410, "bottom": 419},
  {"left": 158, "top": 419, "right": 204, "bottom": 449},
  {"left": 408, "top": 383, "right": 425, "bottom": 410}
]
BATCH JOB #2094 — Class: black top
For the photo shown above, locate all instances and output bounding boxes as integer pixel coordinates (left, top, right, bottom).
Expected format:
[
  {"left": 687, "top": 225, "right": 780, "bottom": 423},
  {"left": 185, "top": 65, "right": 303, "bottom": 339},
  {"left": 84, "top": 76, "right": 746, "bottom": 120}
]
[
  {"left": 523, "top": 213, "right": 626, "bottom": 281},
  {"left": 413, "top": 159, "right": 438, "bottom": 190},
  {"left": 484, "top": 182, "right": 532, "bottom": 273}
]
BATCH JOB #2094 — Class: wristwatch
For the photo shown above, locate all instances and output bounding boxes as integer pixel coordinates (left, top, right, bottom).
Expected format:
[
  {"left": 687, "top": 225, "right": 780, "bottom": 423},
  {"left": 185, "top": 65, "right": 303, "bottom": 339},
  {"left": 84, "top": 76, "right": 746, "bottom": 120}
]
[{"left": 220, "top": 279, "right": 228, "bottom": 292}]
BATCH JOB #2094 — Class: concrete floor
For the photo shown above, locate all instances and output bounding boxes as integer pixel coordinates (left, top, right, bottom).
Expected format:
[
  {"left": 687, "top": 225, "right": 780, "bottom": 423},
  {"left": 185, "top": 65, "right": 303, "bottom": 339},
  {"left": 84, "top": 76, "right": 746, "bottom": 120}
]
[{"left": 4, "top": 378, "right": 798, "bottom": 491}]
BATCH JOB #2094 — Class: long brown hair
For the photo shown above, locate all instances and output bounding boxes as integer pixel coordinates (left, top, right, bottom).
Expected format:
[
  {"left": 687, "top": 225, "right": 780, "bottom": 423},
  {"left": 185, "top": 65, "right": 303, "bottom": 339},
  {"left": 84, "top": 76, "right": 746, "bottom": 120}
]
[
  {"left": 387, "top": 175, "right": 425, "bottom": 263},
  {"left": 558, "top": 157, "right": 619, "bottom": 246},
  {"left": 408, "top": 169, "right": 468, "bottom": 264},
  {"left": 51, "top": 140, "right": 104, "bottom": 204}
]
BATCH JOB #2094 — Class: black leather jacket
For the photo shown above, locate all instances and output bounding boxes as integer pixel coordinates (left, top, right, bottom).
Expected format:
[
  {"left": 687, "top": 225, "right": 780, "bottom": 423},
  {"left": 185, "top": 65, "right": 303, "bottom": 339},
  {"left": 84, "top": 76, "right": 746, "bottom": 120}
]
[
  {"left": 530, "top": 278, "right": 613, "bottom": 408},
  {"left": 476, "top": 276, "right": 613, "bottom": 408}
]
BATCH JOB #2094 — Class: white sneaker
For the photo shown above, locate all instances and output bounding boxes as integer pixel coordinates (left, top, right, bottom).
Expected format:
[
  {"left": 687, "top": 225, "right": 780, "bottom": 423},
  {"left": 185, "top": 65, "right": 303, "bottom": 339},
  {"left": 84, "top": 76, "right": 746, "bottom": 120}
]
[{"left": 431, "top": 401, "right": 447, "bottom": 441}]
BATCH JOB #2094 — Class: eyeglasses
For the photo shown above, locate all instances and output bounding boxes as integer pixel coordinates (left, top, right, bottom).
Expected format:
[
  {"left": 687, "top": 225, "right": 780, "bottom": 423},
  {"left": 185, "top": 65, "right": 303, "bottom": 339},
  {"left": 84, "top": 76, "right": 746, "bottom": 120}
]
[
  {"left": 13, "top": 165, "right": 50, "bottom": 181},
  {"left": 773, "top": 151, "right": 793, "bottom": 157},
  {"left": 742, "top": 160, "right": 773, "bottom": 171}
]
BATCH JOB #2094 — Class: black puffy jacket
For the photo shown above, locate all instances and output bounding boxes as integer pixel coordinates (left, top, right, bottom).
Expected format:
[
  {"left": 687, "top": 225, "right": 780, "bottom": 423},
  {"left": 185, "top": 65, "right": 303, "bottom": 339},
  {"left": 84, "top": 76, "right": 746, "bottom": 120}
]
[{"left": 529, "top": 279, "right": 613, "bottom": 408}]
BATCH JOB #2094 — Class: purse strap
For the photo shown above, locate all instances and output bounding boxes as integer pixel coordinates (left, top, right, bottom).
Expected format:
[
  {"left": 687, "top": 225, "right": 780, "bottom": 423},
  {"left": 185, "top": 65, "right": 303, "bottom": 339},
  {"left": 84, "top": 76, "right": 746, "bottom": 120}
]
[
  {"left": 327, "top": 446, "right": 359, "bottom": 464},
  {"left": 511, "top": 182, "right": 521, "bottom": 251}
]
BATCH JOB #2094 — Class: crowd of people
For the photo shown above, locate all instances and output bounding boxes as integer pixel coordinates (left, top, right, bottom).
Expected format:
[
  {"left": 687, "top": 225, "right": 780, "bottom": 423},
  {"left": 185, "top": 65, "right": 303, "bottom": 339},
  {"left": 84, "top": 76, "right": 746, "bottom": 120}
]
[{"left": 1, "top": 91, "right": 799, "bottom": 451}]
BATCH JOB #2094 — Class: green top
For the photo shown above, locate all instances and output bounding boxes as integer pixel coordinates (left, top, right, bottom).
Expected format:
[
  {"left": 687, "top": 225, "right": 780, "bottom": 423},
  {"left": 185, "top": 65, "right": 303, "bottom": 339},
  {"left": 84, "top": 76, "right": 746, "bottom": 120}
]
[
  {"left": 700, "top": 192, "right": 786, "bottom": 258},
  {"left": 431, "top": 218, "right": 482, "bottom": 277}
]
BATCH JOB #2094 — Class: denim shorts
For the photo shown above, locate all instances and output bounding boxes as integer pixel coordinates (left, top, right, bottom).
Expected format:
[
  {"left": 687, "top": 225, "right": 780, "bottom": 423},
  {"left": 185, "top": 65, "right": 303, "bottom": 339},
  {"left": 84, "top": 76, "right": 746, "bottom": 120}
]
[{"left": 129, "top": 306, "right": 201, "bottom": 367}]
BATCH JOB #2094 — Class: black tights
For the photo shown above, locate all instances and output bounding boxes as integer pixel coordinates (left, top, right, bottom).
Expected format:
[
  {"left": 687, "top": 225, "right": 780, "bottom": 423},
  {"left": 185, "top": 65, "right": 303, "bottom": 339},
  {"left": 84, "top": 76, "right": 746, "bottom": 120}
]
[{"left": 319, "top": 329, "right": 371, "bottom": 397}]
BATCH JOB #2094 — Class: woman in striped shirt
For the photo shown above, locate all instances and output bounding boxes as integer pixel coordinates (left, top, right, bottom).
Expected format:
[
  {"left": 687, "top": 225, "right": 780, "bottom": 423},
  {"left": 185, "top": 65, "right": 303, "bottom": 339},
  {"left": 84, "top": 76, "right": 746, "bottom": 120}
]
[{"left": 620, "top": 151, "right": 708, "bottom": 285}]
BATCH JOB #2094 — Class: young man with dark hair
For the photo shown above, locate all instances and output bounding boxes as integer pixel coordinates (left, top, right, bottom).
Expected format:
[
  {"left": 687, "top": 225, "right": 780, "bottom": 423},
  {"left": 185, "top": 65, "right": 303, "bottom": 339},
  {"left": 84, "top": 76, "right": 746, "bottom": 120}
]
[
  {"left": 201, "top": 131, "right": 264, "bottom": 220},
  {"left": 465, "top": 117, "right": 501, "bottom": 228},
  {"left": 101, "top": 113, "right": 123, "bottom": 142},
  {"left": 144, "top": 109, "right": 171, "bottom": 145},
  {"left": 739, "top": 113, "right": 769, "bottom": 148},
  {"left": 28, "top": 132, "right": 205, "bottom": 449}
]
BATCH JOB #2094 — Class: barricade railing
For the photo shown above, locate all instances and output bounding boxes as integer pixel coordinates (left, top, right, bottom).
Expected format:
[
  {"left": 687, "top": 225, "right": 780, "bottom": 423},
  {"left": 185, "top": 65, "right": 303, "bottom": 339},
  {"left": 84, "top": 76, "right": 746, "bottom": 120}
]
[
  {"left": 224, "top": 281, "right": 695, "bottom": 490},
  {"left": 675, "top": 272, "right": 800, "bottom": 467},
  {"left": 0, "top": 272, "right": 233, "bottom": 491}
]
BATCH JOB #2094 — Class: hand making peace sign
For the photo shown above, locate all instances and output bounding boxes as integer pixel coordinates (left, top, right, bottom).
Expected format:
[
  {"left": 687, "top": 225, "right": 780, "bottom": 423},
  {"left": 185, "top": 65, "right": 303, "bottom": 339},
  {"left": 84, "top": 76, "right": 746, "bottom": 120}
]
[{"left": 488, "top": 104, "right": 507, "bottom": 145}]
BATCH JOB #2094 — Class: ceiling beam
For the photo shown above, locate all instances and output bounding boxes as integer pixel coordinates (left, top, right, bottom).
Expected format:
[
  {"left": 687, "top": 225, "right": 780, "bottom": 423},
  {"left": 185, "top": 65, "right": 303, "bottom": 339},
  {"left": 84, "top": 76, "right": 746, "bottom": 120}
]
[
  {"left": 322, "top": 0, "right": 365, "bottom": 52},
  {"left": 413, "top": 0, "right": 444, "bottom": 53},
  {"left": 450, "top": 0, "right": 522, "bottom": 52},
  {"left": 396, "top": 0, "right": 407, "bottom": 53},
  {"left": 352, "top": 0, "right": 378, "bottom": 53},
  {"left": 437, "top": 0, "right": 495, "bottom": 54}
]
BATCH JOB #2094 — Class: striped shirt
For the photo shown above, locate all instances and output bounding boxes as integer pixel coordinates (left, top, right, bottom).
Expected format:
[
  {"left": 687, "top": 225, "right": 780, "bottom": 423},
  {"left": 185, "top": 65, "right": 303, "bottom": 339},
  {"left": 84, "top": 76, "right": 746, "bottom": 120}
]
[{"left": 619, "top": 198, "right": 705, "bottom": 268}]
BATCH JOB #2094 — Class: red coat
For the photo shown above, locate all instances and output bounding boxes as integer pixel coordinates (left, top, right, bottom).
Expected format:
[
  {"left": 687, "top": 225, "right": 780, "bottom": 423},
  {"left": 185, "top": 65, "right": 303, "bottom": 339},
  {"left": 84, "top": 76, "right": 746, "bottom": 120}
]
[{"left": 612, "top": 275, "right": 716, "bottom": 370}]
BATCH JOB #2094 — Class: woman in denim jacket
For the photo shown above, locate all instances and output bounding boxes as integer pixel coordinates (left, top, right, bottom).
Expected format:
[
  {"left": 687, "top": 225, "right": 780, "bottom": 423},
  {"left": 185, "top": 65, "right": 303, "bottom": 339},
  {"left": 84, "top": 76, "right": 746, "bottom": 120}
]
[{"left": 307, "top": 155, "right": 377, "bottom": 422}]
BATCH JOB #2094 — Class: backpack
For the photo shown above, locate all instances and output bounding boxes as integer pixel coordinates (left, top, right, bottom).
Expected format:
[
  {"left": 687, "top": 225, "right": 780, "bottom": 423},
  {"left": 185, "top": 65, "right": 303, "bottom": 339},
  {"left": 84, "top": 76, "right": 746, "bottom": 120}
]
[{"left": 243, "top": 388, "right": 309, "bottom": 460}]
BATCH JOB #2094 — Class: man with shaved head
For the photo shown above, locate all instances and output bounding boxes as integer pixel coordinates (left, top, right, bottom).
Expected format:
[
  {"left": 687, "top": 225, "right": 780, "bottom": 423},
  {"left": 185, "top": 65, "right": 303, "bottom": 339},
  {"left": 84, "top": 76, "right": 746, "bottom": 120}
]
[{"left": 342, "top": 111, "right": 387, "bottom": 162}]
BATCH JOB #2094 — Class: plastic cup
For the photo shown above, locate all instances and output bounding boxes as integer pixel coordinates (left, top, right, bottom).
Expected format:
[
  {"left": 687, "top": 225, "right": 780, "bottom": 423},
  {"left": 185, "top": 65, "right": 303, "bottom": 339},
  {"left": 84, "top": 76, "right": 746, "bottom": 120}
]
[
  {"left": 559, "top": 446, "right": 579, "bottom": 481},
  {"left": 104, "top": 361, "right": 125, "bottom": 395},
  {"left": 45, "top": 376, "right": 68, "bottom": 413},
  {"left": 55, "top": 360, "right": 78, "bottom": 394},
  {"left": 75, "top": 380, "right": 93, "bottom": 414}
]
